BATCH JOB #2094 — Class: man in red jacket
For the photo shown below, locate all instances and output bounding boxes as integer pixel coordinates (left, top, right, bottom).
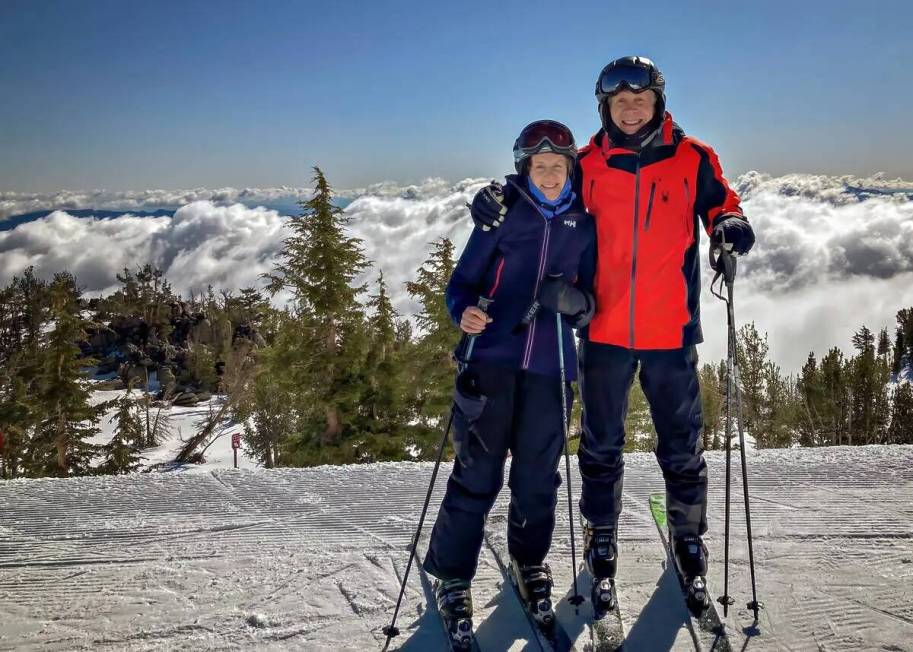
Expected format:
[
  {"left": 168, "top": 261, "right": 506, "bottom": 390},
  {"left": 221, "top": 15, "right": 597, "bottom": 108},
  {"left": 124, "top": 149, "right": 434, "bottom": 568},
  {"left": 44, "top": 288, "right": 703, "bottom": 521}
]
[{"left": 469, "top": 56, "right": 755, "bottom": 614}]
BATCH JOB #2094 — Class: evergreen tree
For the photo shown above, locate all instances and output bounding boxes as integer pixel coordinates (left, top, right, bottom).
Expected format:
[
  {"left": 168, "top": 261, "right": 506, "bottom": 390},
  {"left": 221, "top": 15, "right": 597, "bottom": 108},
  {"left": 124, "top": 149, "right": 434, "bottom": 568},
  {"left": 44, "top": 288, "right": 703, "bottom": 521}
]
[
  {"left": 23, "top": 274, "right": 109, "bottom": 477},
  {"left": 820, "top": 347, "right": 850, "bottom": 446},
  {"left": 877, "top": 328, "right": 891, "bottom": 362},
  {"left": 736, "top": 322, "right": 769, "bottom": 439},
  {"left": 796, "top": 352, "right": 824, "bottom": 446},
  {"left": 405, "top": 238, "right": 460, "bottom": 437},
  {"left": 848, "top": 325, "right": 890, "bottom": 445},
  {"left": 888, "top": 382, "right": 913, "bottom": 445},
  {"left": 360, "top": 271, "right": 408, "bottom": 448},
  {"left": 760, "top": 362, "right": 796, "bottom": 448},
  {"left": 101, "top": 392, "right": 143, "bottom": 474},
  {"left": 893, "top": 328, "right": 906, "bottom": 377},
  {"left": 624, "top": 380, "right": 656, "bottom": 452},
  {"left": 699, "top": 363, "right": 723, "bottom": 450},
  {"left": 262, "top": 168, "right": 370, "bottom": 460}
]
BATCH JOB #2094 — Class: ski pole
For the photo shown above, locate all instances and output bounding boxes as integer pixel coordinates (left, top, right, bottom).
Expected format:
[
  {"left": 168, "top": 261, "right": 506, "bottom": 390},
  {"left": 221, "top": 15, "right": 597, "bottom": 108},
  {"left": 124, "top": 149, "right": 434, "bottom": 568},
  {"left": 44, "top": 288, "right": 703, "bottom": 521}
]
[
  {"left": 556, "top": 313, "right": 585, "bottom": 612},
  {"left": 382, "top": 296, "right": 491, "bottom": 648},
  {"left": 710, "top": 242, "right": 764, "bottom": 621}
]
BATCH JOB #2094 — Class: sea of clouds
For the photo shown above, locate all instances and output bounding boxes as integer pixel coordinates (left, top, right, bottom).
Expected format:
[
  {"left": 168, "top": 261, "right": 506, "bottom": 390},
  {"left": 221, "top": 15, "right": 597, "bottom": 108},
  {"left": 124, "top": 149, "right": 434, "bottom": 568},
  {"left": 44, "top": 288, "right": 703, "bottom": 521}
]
[{"left": 2, "top": 172, "right": 912, "bottom": 374}]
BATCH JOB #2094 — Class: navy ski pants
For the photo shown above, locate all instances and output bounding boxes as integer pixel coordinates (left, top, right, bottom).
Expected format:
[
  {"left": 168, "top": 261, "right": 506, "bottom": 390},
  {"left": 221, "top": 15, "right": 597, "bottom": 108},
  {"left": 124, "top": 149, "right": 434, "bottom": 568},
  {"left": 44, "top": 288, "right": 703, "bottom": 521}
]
[
  {"left": 423, "top": 362, "right": 571, "bottom": 582},
  {"left": 577, "top": 341, "right": 708, "bottom": 537}
]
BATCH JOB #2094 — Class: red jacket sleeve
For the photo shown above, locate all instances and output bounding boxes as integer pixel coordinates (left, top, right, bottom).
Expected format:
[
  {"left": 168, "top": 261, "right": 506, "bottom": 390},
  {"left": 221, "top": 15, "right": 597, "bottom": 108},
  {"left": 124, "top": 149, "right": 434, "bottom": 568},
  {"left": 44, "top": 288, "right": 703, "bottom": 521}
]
[{"left": 689, "top": 139, "right": 744, "bottom": 234}]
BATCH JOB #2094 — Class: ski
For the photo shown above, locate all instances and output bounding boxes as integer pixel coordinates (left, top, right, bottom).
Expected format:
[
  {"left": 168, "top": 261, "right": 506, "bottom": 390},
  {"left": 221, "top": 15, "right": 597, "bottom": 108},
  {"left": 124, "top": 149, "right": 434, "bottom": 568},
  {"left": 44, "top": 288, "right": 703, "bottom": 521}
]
[
  {"left": 577, "top": 563, "right": 626, "bottom": 651},
  {"left": 483, "top": 530, "right": 576, "bottom": 651},
  {"left": 413, "top": 538, "right": 482, "bottom": 652},
  {"left": 648, "top": 493, "right": 732, "bottom": 652}
]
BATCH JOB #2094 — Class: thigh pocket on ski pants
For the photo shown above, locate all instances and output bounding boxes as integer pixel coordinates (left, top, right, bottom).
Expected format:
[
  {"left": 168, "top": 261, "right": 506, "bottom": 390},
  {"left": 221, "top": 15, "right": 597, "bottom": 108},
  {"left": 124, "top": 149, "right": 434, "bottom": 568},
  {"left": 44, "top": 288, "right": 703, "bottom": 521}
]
[{"left": 451, "top": 369, "right": 490, "bottom": 468}]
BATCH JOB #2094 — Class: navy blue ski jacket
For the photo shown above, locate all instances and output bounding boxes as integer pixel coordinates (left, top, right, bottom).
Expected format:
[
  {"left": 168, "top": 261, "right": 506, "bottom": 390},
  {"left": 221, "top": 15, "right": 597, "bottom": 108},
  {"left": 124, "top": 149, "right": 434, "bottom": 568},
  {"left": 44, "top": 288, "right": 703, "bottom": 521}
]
[{"left": 447, "top": 175, "right": 596, "bottom": 380}]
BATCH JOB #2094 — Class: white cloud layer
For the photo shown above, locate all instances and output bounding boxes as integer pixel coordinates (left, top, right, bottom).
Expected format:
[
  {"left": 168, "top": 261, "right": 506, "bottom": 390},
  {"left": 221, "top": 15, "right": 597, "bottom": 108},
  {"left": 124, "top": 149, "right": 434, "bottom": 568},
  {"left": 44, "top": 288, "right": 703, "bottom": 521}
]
[{"left": 2, "top": 172, "right": 912, "bottom": 374}]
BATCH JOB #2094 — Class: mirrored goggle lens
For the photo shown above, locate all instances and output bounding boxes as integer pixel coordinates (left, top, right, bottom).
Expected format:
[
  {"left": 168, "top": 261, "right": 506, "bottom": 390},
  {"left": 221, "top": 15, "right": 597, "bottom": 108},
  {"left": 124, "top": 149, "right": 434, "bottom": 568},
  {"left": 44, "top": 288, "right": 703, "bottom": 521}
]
[
  {"left": 517, "top": 121, "right": 574, "bottom": 150},
  {"left": 597, "top": 65, "right": 653, "bottom": 95}
]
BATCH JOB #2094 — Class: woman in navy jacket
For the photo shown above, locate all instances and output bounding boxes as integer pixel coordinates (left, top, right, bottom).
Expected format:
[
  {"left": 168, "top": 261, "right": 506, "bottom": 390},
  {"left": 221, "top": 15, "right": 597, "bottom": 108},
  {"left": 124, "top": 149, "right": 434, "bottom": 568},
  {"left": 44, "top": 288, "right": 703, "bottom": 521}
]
[{"left": 422, "top": 120, "right": 596, "bottom": 638}]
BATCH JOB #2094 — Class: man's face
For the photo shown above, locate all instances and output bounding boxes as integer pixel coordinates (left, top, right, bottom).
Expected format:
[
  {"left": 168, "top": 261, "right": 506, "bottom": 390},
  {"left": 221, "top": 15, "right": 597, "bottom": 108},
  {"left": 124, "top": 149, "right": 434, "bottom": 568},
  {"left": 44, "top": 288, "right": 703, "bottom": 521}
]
[
  {"left": 609, "top": 90, "right": 657, "bottom": 135},
  {"left": 528, "top": 152, "right": 569, "bottom": 201}
]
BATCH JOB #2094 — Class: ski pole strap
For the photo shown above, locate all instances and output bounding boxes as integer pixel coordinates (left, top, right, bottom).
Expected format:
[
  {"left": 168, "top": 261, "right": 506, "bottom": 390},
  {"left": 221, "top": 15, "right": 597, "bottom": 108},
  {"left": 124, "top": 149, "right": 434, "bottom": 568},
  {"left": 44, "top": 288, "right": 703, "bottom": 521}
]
[{"left": 709, "top": 244, "right": 737, "bottom": 285}]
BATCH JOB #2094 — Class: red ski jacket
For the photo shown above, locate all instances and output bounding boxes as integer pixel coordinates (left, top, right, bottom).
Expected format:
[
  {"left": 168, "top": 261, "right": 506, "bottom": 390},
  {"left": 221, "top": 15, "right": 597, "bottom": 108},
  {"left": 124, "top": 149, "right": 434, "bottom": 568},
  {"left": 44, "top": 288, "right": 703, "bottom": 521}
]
[{"left": 578, "top": 113, "right": 744, "bottom": 350}]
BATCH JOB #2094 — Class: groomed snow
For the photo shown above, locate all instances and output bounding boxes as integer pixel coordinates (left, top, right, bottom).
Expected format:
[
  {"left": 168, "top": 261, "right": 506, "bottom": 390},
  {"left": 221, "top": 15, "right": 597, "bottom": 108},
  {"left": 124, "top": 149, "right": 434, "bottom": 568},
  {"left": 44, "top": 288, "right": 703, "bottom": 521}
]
[{"left": 1, "top": 446, "right": 912, "bottom": 650}]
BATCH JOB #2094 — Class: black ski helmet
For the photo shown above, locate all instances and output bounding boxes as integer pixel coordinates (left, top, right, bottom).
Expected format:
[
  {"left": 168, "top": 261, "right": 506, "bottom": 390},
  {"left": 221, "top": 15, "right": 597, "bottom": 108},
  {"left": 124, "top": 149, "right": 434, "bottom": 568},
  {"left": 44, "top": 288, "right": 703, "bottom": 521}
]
[
  {"left": 512, "top": 119, "right": 577, "bottom": 174},
  {"left": 595, "top": 56, "right": 666, "bottom": 134}
]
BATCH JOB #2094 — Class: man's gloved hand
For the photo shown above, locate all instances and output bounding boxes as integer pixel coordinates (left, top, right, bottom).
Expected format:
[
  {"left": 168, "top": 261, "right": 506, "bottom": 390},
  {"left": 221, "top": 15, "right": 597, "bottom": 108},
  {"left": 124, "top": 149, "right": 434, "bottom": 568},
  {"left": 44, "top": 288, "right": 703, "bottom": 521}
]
[
  {"left": 712, "top": 214, "right": 755, "bottom": 255},
  {"left": 537, "top": 275, "right": 589, "bottom": 317},
  {"left": 469, "top": 181, "right": 508, "bottom": 231}
]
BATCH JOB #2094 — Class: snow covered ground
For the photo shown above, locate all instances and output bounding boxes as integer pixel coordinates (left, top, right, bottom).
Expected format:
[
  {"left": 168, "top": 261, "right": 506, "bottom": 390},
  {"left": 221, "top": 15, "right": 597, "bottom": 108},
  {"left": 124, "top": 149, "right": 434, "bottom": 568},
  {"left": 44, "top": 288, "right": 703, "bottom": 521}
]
[
  {"left": 1, "top": 446, "right": 912, "bottom": 651},
  {"left": 88, "top": 388, "right": 260, "bottom": 473}
]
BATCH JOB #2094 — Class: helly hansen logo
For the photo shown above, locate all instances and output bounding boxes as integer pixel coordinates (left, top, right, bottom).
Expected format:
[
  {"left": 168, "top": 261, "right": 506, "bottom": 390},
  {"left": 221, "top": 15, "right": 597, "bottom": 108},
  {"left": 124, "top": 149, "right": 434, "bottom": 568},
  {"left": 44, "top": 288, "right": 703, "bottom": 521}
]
[{"left": 563, "top": 219, "right": 576, "bottom": 228}]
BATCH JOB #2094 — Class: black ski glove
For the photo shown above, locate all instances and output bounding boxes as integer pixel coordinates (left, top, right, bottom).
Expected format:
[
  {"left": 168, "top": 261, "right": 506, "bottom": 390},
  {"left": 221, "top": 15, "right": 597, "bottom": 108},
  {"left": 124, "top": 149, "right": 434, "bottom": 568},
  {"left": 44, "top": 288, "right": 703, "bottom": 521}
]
[
  {"left": 537, "top": 275, "right": 589, "bottom": 318},
  {"left": 712, "top": 214, "right": 755, "bottom": 255},
  {"left": 469, "top": 182, "right": 509, "bottom": 231}
]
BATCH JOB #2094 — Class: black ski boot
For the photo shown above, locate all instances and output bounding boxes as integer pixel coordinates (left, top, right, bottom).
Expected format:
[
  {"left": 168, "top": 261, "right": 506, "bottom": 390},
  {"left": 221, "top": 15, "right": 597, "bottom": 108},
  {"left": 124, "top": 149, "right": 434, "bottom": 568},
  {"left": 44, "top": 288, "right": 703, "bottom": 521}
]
[
  {"left": 671, "top": 533, "right": 711, "bottom": 615},
  {"left": 583, "top": 524, "right": 618, "bottom": 616},
  {"left": 434, "top": 578, "right": 475, "bottom": 650},
  {"left": 510, "top": 559, "right": 555, "bottom": 630}
]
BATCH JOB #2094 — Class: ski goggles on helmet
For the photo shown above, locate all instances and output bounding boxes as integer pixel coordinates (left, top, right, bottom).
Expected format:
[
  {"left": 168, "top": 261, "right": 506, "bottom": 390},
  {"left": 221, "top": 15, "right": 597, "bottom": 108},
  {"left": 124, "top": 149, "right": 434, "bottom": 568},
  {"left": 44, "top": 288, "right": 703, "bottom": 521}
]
[
  {"left": 596, "top": 63, "right": 656, "bottom": 98},
  {"left": 513, "top": 120, "right": 577, "bottom": 159}
]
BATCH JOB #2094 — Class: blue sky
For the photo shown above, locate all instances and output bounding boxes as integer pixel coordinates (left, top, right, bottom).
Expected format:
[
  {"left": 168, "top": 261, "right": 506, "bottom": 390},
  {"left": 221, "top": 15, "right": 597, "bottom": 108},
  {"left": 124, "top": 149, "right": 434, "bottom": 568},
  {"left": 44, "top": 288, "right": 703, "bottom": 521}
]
[{"left": 1, "top": 0, "right": 911, "bottom": 191}]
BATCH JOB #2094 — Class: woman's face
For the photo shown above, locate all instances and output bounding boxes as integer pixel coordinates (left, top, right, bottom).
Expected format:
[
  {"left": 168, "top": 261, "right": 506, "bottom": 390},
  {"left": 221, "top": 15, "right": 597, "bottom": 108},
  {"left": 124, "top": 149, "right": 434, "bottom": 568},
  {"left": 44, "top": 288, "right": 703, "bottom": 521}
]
[
  {"left": 528, "top": 152, "right": 569, "bottom": 201},
  {"left": 609, "top": 89, "right": 657, "bottom": 135}
]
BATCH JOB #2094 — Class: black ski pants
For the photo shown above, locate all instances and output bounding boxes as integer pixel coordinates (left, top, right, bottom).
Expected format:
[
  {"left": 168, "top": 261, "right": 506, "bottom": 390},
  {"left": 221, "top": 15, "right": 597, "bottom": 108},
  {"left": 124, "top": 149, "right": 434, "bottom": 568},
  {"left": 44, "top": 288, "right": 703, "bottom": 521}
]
[
  {"left": 577, "top": 341, "right": 708, "bottom": 537},
  {"left": 423, "top": 361, "right": 571, "bottom": 582}
]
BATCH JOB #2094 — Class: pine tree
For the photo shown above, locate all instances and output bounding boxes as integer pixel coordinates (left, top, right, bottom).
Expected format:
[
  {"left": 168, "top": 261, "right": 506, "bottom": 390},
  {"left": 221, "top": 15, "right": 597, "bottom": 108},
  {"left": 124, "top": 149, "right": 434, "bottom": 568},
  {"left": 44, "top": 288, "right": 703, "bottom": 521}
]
[
  {"left": 888, "top": 382, "right": 913, "bottom": 445},
  {"left": 848, "top": 325, "right": 890, "bottom": 445},
  {"left": 101, "top": 392, "right": 143, "bottom": 474},
  {"left": 360, "top": 271, "right": 408, "bottom": 451},
  {"left": 877, "top": 328, "right": 891, "bottom": 361},
  {"left": 624, "top": 380, "right": 656, "bottom": 452},
  {"left": 262, "top": 167, "right": 370, "bottom": 459},
  {"left": 699, "top": 363, "right": 723, "bottom": 450},
  {"left": 24, "top": 274, "right": 109, "bottom": 477},
  {"left": 405, "top": 238, "right": 460, "bottom": 436},
  {"left": 736, "top": 322, "right": 769, "bottom": 439},
  {"left": 893, "top": 328, "right": 906, "bottom": 377},
  {"left": 820, "top": 347, "right": 850, "bottom": 446},
  {"left": 0, "top": 269, "right": 52, "bottom": 478},
  {"left": 797, "top": 352, "right": 824, "bottom": 446}
]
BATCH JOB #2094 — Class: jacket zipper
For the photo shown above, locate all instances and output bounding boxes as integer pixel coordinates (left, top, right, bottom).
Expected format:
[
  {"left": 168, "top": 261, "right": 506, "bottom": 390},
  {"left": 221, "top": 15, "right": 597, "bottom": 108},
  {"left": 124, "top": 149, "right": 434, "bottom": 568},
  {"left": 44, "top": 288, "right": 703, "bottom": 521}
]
[
  {"left": 644, "top": 181, "right": 657, "bottom": 231},
  {"left": 522, "top": 220, "right": 551, "bottom": 369},
  {"left": 506, "top": 178, "right": 555, "bottom": 371},
  {"left": 629, "top": 160, "right": 642, "bottom": 349}
]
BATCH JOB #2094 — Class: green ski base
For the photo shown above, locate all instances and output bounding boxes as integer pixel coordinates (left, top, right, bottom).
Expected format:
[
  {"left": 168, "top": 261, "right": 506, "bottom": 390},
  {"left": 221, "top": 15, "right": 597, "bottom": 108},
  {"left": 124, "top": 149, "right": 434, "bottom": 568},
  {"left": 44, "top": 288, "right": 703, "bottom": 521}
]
[{"left": 649, "top": 493, "right": 732, "bottom": 652}]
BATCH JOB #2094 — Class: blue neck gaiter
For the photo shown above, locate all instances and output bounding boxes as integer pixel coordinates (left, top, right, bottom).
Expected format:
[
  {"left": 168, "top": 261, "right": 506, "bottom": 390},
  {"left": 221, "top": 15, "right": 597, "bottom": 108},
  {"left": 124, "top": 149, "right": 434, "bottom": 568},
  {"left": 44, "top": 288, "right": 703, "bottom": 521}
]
[{"left": 526, "top": 177, "right": 575, "bottom": 219}]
